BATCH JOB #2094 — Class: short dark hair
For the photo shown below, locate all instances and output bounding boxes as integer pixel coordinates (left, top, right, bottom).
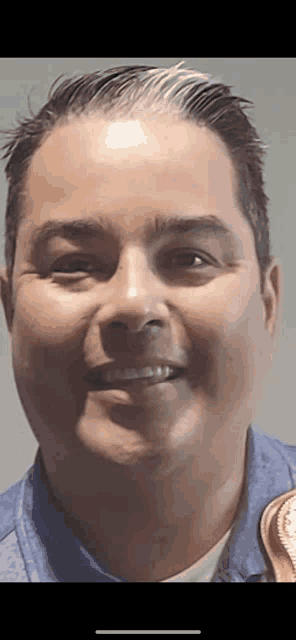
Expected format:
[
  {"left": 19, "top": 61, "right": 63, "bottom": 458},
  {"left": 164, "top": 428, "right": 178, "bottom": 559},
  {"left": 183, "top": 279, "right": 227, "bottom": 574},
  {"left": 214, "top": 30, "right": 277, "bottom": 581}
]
[{"left": 0, "top": 61, "right": 272, "bottom": 303}]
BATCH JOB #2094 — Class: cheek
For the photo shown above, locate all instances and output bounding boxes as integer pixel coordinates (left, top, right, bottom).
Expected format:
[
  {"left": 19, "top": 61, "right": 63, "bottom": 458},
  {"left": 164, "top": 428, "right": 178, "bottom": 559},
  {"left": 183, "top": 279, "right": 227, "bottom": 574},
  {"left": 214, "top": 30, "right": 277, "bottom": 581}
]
[
  {"left": 182, "top": 280, "right": 266, "bottom": 398},
  {"left": 13, "top": 283, "right": 89, "bottom": 346},
  {"left": 10, "top": 285, "right": 92, "bottom": 385},
  {"left": 206, "top": 268, "right": 258, "bottom": 322},
  {"left": 179, "top": 273, "right": 260, "bottom": 343}
]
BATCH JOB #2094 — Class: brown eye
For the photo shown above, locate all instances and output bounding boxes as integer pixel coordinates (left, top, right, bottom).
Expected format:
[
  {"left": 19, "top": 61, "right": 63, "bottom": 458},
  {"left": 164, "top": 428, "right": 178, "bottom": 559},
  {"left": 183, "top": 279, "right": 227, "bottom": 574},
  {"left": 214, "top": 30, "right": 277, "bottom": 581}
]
[
  {"left": 52, "top": 259, "right": 96, "bottom": 274},
  {"left": 170, "top": 252, "right": 209, "bottom": 270}
]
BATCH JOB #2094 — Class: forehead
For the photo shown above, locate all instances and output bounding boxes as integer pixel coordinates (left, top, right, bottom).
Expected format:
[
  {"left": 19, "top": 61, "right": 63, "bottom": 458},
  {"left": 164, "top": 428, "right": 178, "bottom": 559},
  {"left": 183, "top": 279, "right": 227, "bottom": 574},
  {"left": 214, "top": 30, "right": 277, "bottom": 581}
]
[
  {"left": 22, "top": 115, "right": 254, "bottom": 255},
  {"left": 27, "top": 114, "right": 235, "bottom": 194}
]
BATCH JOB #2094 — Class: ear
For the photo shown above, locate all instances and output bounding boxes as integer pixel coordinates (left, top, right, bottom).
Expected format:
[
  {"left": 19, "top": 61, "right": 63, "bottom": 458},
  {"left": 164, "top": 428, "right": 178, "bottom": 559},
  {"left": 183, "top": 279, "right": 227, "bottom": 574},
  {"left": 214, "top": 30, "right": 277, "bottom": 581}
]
[
  {"left": 0, "top": 266, "right": 13, "bottom": 334},
  {"left": 262, "top": 257, "right": 283, "bottom": 353}
]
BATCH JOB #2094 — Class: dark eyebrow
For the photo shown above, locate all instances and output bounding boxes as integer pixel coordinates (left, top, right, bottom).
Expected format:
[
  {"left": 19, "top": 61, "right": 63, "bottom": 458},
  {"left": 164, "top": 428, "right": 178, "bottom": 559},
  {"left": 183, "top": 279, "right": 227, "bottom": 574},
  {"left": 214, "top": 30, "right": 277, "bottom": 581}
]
[{"left": 29, "top": 213, "right": 232, "bottom": 252}]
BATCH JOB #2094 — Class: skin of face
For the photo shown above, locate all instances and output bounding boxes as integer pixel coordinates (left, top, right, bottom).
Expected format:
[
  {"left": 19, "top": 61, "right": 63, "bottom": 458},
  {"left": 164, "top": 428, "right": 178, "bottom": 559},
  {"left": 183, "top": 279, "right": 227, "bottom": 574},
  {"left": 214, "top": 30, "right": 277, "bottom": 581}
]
[{"left": 0, "top": 113, "right": 282, "bottom": 581}]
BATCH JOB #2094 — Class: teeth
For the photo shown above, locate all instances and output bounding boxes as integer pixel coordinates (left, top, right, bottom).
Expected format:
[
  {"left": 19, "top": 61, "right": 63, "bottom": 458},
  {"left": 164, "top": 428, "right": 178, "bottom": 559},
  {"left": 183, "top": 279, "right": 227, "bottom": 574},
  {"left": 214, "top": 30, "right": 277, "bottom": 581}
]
[{"left": 100, "top": 365, "right": 174, "bottom": 383}]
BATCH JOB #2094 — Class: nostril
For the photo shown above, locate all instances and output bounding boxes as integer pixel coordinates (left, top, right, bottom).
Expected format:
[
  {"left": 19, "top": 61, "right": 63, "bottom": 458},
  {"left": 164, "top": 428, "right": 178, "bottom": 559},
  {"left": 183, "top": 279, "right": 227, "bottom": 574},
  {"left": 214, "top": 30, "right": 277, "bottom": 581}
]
[{"left": 110, "top": 322, "right": 126, "bottom": 336}]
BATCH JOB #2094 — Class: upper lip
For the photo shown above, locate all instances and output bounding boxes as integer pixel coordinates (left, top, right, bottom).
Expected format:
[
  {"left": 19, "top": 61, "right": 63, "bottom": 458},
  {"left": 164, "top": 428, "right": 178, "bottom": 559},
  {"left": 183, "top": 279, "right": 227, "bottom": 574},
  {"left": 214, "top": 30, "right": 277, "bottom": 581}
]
[{"left": 84, "top": 359, "right": 187, "bottom": 382}]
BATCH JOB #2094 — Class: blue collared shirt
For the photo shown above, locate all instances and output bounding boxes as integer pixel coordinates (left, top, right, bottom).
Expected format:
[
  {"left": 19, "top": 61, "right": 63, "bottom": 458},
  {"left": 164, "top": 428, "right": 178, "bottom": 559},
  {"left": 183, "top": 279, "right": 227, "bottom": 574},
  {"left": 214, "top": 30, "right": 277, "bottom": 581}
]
[{"left": 1, "top": 422, "right": 296, "bottom": 582}]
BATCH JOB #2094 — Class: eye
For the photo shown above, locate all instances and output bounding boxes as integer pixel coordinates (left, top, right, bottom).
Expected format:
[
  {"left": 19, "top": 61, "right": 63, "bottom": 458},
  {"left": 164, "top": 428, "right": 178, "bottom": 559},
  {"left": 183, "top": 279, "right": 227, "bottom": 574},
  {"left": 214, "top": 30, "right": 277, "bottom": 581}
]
[
  {"left": 168, "top": 252, "right": 210, "bottom": 270},
  {"left": 52, "top": 258, "right": 98, "bottom": 274},
  {"left": 50, "top": 252, "right": 211, "bottom": 279}
]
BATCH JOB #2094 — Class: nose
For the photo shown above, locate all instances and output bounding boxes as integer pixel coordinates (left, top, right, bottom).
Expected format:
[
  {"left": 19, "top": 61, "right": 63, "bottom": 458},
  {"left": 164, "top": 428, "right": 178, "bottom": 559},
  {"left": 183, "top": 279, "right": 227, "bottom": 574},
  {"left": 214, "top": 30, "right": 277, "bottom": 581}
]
[
  {"left": 103, "top": 315, "right": 172, "bottom": 365},
  {"left": 96, "top": 246, "right": 173, "bottom": 352},
  {"left": 101, "top": 307, "right": 171, "bottom": 354},
  {"left": 110, "top": 318, "right": 161, "bottom": 336},
  {"left": 99, "top": 246, "right": 172, "bottom": 333}
]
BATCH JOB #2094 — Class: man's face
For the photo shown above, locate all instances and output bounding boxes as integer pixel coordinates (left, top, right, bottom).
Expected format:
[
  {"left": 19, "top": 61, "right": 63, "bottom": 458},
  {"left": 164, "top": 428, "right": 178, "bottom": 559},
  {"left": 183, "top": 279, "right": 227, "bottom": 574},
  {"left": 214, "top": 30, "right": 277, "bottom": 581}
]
[{"left": 0, "top": 114, "right": 279, "bottom": 482}]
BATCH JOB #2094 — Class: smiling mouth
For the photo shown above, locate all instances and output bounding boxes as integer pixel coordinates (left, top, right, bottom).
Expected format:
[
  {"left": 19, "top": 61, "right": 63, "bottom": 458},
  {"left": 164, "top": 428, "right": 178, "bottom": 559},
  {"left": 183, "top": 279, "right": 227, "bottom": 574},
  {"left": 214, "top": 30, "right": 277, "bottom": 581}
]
[{"left": 86, "top": 366, "right": 184, "bottom": 391}]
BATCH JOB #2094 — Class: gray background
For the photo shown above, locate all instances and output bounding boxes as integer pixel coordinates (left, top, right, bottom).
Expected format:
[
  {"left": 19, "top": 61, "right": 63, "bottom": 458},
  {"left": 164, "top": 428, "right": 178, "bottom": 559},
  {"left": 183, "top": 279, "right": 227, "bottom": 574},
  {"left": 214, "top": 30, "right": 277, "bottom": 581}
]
[{"left": 0, "top": 58, "right": 295, "bottom": 492}]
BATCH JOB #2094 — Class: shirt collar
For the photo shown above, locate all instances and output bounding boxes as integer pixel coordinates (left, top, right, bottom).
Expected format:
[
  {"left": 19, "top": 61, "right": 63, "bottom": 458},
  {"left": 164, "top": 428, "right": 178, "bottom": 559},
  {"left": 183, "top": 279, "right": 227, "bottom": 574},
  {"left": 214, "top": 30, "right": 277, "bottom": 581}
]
[
  {"left": 212, "top": 423, "right": 296, "bottom": 581},
  {"left": 19, "top": 448, "right": 127, "bottom": 582},
  {"left": 16, "top": 422, "right": 296, "bottom": 582}
]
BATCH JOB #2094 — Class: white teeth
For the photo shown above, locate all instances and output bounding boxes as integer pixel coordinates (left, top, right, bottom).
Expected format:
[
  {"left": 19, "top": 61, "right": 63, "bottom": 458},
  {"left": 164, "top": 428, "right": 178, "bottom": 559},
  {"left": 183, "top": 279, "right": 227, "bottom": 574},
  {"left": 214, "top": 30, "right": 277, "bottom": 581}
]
[{"left": 100, "top": 365, "right": 174, "bottom": 383}]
